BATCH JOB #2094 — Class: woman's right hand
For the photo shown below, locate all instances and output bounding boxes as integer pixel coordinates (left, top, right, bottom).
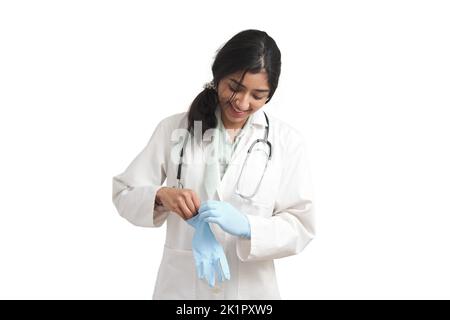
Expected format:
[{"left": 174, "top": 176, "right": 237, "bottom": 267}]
[{"left": 155, "top": 187, "right": 201, "bottom": 220}]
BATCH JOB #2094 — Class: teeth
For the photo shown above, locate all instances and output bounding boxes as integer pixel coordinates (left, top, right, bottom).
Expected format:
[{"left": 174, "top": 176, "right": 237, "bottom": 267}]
[{"left": 231, "top": 105, "right": 244, "bottom": 113}]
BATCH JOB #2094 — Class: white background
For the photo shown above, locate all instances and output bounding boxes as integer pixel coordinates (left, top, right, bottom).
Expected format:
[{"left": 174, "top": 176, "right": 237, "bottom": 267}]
[{"left": 1, "top": 0, "right": 449, "bottom": 299}]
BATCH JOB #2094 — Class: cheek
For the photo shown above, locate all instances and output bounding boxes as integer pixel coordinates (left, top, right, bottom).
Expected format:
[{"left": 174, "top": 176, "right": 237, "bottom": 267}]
[
  {"left": 218, "top": 87, "right": 233, "bottom": 101},
  {"left": 219, "top": 90, "right": 236, "bottom": 105},
  {"left": 252, "top": 100, "right": 266, "bottom": 110}
]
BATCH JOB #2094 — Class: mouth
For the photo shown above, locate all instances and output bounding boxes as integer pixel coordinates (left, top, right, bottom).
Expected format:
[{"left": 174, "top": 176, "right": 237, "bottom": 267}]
[{"left": 228, "top": 103, "right": 248, "bottom": 118}]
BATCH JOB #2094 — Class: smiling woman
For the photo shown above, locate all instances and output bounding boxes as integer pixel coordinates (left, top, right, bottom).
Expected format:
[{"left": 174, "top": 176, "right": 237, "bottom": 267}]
[
  {"left": 187, "top": 29, "right": 281, "bottom": 134},
  {"left": 112, "top": 29, "right": 315, "bottom": 300}
]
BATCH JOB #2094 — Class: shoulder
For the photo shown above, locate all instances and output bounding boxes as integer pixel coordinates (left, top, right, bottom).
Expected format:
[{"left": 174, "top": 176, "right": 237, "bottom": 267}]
[
  {"left": 144, "top": 112, "right": 189, "bottom": 148},
  {"left": 151, "top": 112, "right": 188, "bottom": 137},
  {"left": 157, "top": 112, "right": 188, "bottom": 130},
  {"left": 265, "top": 113, "right": 311, "bottom": 174},
  {"left": 266, "top": 112, "right": 307, "bottom": 151}
]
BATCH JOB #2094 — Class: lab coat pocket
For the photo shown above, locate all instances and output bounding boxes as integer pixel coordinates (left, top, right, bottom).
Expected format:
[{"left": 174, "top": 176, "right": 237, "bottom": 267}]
[
  {"left": 238, "top": 198, "right": 274, "bottom": 218},
  {"left": 152, "top": 245, "right": 196, "bottom": 300},
  {"left": 238, "top": 259, "right": 280, "bottom": 299}
]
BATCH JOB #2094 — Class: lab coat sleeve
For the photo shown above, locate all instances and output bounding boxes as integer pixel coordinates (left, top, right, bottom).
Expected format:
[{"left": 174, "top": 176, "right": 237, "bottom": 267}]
[
  {"left": 112, "top": 119, "right": 171, "bottom": 227},
  {"left": 236, "top": 132, "right": 315, "bottom": 261}
]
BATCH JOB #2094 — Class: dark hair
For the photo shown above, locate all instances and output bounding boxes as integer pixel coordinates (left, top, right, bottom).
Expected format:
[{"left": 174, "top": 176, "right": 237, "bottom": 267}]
[{"left": 187, "top": 29, "right": 281, "bottom": 135}]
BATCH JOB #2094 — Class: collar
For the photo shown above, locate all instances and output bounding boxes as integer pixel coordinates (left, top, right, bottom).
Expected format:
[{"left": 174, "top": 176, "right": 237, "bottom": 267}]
[{"left": 250, "top": 107, "right": 267, "bottom": 127}]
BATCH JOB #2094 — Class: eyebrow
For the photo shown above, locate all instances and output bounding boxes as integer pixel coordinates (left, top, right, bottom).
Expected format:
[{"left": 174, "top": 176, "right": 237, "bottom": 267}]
[{"left": 230, "top": 78, "right": 270, "bottom": 93}]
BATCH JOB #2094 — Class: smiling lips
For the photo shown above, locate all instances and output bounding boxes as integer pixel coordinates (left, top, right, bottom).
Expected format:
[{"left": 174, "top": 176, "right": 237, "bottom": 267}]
[{"left": 229, "top": 103, "right": 248, "bottom": 118}]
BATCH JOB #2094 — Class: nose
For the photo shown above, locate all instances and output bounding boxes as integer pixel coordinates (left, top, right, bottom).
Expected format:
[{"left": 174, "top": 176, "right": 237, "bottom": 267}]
[{"left": 235, "top": 94, "right": 251, "bottom": 111}]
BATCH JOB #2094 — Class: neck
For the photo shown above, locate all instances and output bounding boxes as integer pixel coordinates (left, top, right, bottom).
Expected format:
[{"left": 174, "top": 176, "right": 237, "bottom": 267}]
[
  {"left": 223, "top": 122, "right": 244, "bottom": 130},
  {"left": 221, "top": 113, "right": 248, "bottom": 130}
]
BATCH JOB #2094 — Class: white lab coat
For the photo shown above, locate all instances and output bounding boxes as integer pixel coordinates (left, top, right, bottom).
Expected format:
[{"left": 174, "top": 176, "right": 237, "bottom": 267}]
[{"left": 112, "top": 108, "right": 315, "bottom": 299}]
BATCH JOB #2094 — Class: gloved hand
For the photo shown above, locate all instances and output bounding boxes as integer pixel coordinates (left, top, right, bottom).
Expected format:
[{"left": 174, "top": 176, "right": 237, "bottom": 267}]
[
  {"left": 187, "top": 214, "right": 231, "bottom": 287},
  {"left": 197, "top": 200, "right": 251, "bottom": 239}
]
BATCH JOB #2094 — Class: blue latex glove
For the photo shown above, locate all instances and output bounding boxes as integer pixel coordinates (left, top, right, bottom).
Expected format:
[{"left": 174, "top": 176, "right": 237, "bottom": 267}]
[
  {"left": 187, "top": 214, "right": 231, "bottom": 287},
  {"left": 197, "top": 200, "right": 251, "bottom": 239}
]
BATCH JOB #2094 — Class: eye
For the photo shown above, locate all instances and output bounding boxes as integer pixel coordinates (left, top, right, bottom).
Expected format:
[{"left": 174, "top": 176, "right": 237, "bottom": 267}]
[
  {"left": 229, "top": 85, "right": 264, "bottom": 100},
  {"left": 229, "top": 85, "right": 240, "bottom": 92}
]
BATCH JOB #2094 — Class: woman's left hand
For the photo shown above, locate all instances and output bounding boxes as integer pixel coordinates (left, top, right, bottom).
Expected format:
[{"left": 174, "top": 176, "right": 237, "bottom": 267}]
[{"left": 197, "top": 200, "right": 251, "bottom": 239}]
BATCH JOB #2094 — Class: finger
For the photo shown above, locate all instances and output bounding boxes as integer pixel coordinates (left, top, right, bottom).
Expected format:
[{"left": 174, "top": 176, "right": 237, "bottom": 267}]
[
  {"left": 204, "top": 217, "right": 220, "bottom": 225},
  {"left": 215, "top": 258, "right": 224, "bottom": 283},
  {"left": 203, "top": 261, "right": 214, "bottom": 287},
  {"left": 191, "top": 193, "right": 201, "bottom": 213},
  {"left": 195, "top": 262, "right": 201, "bottom": 279},
  {"left": 197, "top": 261, "right": 205, "bottom": 279},
  {"left": 178, "top": 201, "right": 192, "bottom": 220},
  {"left": 184, "top": 196, "right": 197, "bottom": 219},
  {"left": 174, "top": 204, "right": 188, "bottom": 220},
  {"left": 199, "top": 200, "right": 218, "bottom": 213},
  {"left": 218, "top": 253, "right": 231, "bottom": 280},
  {"left": 198, "top": 209, "right": 218, "bottom": 222},
  {"left": 207, "top": 262, "right": 215, "bottom": 287},
  {"left": 198, "top": 202, "right": 209, "bottom": 214}
]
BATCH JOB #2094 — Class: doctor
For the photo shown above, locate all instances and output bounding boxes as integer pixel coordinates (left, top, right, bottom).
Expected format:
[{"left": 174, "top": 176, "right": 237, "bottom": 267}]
[{"left": 112, "top": 29, "right": 315, "bottom": 299}]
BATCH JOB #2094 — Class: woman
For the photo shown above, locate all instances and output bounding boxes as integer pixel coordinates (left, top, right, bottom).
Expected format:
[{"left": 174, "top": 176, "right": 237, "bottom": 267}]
[{"left": 112, "top": 29, "right": 315, "bottom": 299}]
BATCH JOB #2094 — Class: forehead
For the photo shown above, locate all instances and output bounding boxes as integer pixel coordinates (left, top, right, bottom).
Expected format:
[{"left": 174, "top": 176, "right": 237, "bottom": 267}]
[{"left": 227, "top": 71, "right": 269, "bottom": 89}]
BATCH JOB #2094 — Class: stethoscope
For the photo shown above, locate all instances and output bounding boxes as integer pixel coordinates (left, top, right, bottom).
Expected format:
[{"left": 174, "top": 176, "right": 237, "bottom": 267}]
[{"left": 175, "top": 112, "right": 272, "bottom": 199}]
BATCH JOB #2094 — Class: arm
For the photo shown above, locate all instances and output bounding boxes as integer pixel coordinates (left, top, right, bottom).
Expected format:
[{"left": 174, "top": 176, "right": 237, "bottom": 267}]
[
  {"left": 236, "top": 132, "right": 315, "bottom": 261},
  {"left": 112, "top": 120, "right": 170, "bottom": 227}
]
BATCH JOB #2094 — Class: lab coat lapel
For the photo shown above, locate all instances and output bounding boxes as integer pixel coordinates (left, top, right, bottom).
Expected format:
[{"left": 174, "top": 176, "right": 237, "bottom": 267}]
[
  {"left": 205, "top": 107, "right": 267, "bottom": 201},
  {"left": 216, "top": 125, "right": 255, "bottom": 200},
  {"left": 203, "top": 133, "right": 221, "bottom": 200}
]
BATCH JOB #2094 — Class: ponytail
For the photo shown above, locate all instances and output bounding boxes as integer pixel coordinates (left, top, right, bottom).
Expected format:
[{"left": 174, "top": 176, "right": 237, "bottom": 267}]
[{"left": 187, "top": 85, "right": 218, "bottom": 135}]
